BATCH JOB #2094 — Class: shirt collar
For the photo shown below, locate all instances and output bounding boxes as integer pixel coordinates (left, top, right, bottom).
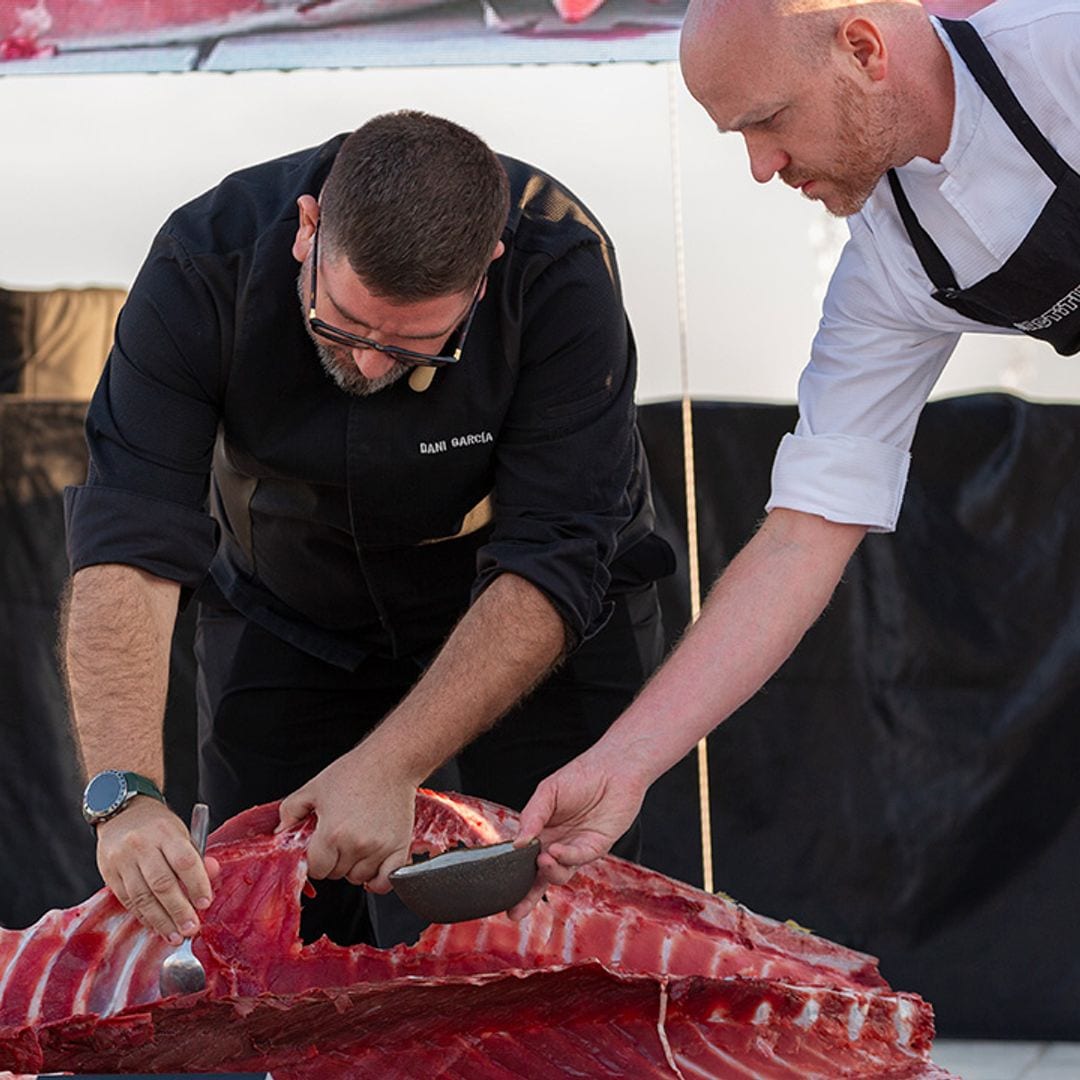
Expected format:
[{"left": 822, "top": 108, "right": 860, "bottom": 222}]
[{"left": 901, "top": 16, "right": 985, "bottom": 179}]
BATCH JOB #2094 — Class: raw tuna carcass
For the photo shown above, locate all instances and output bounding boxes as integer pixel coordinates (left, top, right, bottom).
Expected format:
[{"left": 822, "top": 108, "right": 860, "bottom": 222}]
[{"left": 0, "top": 792, "right": 955, "bottom": 1078}]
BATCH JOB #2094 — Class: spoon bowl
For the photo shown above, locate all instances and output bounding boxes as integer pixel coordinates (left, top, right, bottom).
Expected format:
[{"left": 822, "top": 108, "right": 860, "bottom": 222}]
[
  {"left": 159, "top": 802, "right": 210, "bottom": 998},
  {"left": 389, "top": 838, "right": 540, "bottom": 924}
]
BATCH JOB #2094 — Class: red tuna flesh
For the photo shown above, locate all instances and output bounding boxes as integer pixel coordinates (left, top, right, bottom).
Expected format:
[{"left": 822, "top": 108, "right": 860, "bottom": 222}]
[{"left": 0, "top": 791, "right": 954, "bottom": 1078}]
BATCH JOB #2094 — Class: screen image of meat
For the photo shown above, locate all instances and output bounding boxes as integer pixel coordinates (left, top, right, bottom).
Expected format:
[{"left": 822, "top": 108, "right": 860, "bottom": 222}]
[
  {"left": 0, "top": 791, "right": 955, "bottom": 1077},
  {"left": 1, "top": 0, "right": 614, "bottom": 48}
]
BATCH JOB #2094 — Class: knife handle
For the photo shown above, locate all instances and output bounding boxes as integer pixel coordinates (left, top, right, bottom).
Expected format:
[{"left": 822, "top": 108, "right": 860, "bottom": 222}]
[{"left": 189, "top": 802, "right": 210, "bottom": 858}]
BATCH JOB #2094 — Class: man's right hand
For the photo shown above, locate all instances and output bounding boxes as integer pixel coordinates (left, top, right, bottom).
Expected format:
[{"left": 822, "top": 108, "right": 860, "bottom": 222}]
[{"left": 95, "top": 798, "right": 219, "bottom": 944}]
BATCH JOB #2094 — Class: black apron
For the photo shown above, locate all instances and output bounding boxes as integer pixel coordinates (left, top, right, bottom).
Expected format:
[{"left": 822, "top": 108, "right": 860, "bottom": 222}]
[{"left": 886, "top": 18, "right": 1080, "bottom": 357}]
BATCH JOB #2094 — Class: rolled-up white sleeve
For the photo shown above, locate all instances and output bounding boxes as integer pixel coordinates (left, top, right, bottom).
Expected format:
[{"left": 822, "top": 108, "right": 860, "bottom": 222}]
[
  {"left": 767, "top": 213, "right": 962, "bottom": 532},
  {"left": 768, "top": 432, "right": 911, "bottom": 531}
]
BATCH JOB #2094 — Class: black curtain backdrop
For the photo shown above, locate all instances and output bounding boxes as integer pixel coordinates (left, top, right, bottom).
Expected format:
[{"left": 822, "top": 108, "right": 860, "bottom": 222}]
[
  {"left": 0, "top": 399, "right": 199, "bottom": 934},
  {"left": 2, "top": 393, "right": 1078, "bottom": 1039}
]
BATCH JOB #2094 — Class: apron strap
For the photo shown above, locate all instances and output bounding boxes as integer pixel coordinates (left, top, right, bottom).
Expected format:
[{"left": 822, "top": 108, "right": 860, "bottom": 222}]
[
  {"left": 887, "top": 169, "right": 959, "bottom": 292},
  {"left": 939, "top": 18, "right": 1072, "bottom": 185},
  {"left": 889, "top": 17, "right": 1076, "bottom": 294}
]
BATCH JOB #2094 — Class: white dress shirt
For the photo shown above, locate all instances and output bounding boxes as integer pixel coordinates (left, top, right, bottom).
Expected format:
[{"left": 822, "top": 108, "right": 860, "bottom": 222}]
[{"left": 766, "top": 0, "right": 1080, "bottom": 531}]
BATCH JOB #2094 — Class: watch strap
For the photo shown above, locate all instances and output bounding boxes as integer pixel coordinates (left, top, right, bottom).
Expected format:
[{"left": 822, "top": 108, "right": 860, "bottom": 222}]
[{"left": 123, "top": 772, "right": 165, "bottom": 804}]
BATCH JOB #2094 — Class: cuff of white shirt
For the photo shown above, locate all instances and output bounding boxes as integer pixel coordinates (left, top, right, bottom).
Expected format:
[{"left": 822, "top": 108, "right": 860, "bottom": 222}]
[{"left": 765, "top": 432, "right": 910, "bottom": 533}]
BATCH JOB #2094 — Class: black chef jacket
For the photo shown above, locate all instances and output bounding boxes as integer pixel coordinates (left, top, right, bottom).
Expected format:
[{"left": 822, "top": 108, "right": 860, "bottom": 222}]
[{"left": 64, "top": 136, "right": 670, "bottom": 667}]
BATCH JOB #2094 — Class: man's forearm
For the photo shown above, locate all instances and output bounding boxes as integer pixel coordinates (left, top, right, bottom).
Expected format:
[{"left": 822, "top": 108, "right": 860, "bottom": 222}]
[
  {"left": 360, "top": 572, "right": 566, "bottom": 783},
  {"left": 63, "top": 564, "right": 180, "bottom": 783},
  {"left": 591, "top": 509, "right": 868, "bottom": 788}
]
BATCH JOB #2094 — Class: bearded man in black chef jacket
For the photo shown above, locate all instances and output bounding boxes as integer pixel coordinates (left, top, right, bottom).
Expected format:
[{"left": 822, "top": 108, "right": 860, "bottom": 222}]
[{"left": 63, "top": 110, "right": 673, "bottom": 948}]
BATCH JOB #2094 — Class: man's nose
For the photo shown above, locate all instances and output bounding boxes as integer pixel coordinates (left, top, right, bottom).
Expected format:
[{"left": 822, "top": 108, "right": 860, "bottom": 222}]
[
  {"left": 351, "top": 347, "right": 397, "bottom": 380},
  {"left": 743, "top": 133, "right": 789, "bottom": 185}
]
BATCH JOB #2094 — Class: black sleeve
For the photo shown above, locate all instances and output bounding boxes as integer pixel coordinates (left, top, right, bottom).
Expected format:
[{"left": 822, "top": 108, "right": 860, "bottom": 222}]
[
  {"left": 473, "top": 241, "right": 640, "bottom": 644},
  {"left": 64, "top": 230, "right": 224, "bottom": 588}
]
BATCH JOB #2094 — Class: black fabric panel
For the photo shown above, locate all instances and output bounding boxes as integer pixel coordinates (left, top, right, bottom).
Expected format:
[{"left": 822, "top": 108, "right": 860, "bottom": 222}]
[
  {"left": 637, "top": 395, "right": 1080, "bottom": 1040},
  {"left": 0, "top": 400, "right": 99, "bottom": 924},
  {"left": 0, "top": 399, "right": 198, "bottom": 930}
]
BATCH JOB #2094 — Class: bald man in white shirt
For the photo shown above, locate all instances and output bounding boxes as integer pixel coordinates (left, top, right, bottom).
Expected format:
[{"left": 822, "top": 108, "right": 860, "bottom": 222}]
[{"left": 510, "top": 0, "right": 1080, "bottom": 913}]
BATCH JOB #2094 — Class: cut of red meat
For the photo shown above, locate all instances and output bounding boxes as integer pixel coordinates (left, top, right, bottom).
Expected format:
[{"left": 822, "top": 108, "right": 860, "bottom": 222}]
[{"left": 0, "top": 791, "right": 955, "bottom": 1078}]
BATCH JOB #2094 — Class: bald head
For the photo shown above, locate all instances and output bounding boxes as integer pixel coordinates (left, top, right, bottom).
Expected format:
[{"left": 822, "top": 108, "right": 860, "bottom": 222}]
[{"left": 681, "top": 0, "right": 928, "bottom": 117}]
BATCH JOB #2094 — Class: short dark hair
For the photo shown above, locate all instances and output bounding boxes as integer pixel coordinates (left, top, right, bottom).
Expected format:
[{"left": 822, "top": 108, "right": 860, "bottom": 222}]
[{"left": 318, "top": 111, "right": 510, "bottom": 301}]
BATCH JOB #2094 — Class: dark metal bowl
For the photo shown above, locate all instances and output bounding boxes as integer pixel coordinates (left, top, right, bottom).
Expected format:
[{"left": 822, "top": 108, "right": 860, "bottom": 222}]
[{"left": 389, "top": 838, "right": 540, "bottom": 923}]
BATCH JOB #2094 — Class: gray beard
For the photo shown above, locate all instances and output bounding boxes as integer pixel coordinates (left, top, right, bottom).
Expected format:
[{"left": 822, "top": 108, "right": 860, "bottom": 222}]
[
  {"left": 313, "top": 339, "right": 409, "bottom": 397},
  {"left": 297, "top": 268, "right": 409, "bottom": 397}
]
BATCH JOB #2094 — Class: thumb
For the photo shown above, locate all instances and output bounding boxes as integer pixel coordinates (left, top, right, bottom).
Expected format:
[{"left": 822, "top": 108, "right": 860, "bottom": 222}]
[
  {"left": 369, "top": 848, "right": 410, "bottom": 896},
  {"left": 514, "top": 782, "right": 556, "bottom": 847},
  {"left": 275, "top": 790, "right": 315, "bottom": 835}
]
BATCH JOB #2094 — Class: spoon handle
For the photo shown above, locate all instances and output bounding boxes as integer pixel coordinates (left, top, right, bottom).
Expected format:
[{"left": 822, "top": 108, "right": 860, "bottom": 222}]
[{"left": 190, "top": 802, "right": 210, "bottom": 857}]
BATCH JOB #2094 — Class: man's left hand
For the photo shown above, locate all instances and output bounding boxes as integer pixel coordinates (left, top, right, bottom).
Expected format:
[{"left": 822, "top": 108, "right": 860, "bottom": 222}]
[{"left": 276, "top": 748, "right": 416, "bottom": 893}]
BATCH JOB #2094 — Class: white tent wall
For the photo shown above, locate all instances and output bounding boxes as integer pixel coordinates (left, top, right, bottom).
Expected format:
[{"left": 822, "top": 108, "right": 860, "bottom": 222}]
[{"left": 1, "top": 60, "right": 1076, "bottom": 404}]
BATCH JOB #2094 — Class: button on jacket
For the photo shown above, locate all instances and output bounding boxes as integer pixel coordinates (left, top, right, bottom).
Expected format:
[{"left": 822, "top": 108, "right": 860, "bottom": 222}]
[
  {"left": 768, "top": 0, "right": 1080, "bottom": 532},
  {"left": 65, "top": 138, "right": 668, "bottom": 666}
]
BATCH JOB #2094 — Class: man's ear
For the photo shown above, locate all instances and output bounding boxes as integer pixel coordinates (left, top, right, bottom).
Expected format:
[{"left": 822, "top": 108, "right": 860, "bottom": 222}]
[
  {"left": 491, "top": 239, "right": 506, "bottom": 262},
  {"left": 839, "top": 16, "right": 889, "bottom": 82},
  {"left": 292, "top": 195, "right": 320, "bottom": 264}
]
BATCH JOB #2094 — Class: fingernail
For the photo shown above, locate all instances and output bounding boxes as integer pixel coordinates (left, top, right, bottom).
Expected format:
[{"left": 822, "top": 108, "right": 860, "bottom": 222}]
[
  {"left": 168, "top": 933, "right": 183, "bottom": 946},
  {"left": 180, "top": 920, "right": 198, "bottom": 935},
  {"left": 195, "top": 897, "right": 211, "bottom": 910}
]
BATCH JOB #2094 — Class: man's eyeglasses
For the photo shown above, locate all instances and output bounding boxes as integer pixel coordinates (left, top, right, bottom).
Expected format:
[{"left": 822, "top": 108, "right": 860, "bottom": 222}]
[{"left": 306, "top": 221, "right": 484, "bottom": 368}]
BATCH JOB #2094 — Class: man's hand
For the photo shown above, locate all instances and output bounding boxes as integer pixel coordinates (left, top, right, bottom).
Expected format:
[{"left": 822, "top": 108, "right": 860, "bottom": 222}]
[
  {"left": 96, "top": 797, "right": 220, "bottom": 944},
  {"left": 276, "top": 747, "right": 417, "bottom": 894},
  {"left": 507, "top": 752, "right": 647, "bottom": 921},
  {"left": 275, "top": 574, "right": 565, "bottom": 896},
  {"left": 507, "top": 510, "right": 869, "bottom": 921}
]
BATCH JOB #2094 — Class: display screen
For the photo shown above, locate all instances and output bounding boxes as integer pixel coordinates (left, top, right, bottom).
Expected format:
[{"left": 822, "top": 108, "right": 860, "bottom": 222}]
[
  {"left": 1, "top": 1, "right": 687, "bottom": 74},
  {"left": 85, "top": 771, "right": 124, "bottom": 814}
]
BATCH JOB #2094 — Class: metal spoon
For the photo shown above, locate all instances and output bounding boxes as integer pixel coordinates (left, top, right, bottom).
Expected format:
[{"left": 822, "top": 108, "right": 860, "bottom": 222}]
[{"left": 158, "top": 802, "right": 210, "bottom": 997}]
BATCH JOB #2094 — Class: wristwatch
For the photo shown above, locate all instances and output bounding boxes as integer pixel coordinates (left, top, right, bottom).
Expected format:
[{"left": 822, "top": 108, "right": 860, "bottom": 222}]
[{"left": 81, "top": 770, "right": 165, "bottom": 826}]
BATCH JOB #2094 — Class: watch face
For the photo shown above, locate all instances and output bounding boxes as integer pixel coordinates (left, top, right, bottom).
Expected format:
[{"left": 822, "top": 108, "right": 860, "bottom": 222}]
[{"left": 84, "top": 770, "right": 128, "bottom": 818}]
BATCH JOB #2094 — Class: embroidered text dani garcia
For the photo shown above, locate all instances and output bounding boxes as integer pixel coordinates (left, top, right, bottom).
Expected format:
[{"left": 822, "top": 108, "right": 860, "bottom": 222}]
[{"left": 419, "top": 430, "right": 495, "bottom": 455}]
